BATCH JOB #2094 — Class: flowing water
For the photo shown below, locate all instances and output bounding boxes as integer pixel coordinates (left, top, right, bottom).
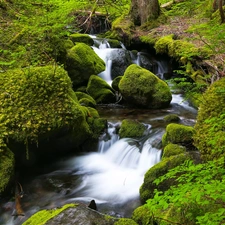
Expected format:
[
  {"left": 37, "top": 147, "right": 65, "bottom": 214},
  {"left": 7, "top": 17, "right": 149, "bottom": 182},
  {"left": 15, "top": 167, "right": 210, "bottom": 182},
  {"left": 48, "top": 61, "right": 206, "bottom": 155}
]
[{"left": 0, "top": 38, "right": 198, "bottom": 225}]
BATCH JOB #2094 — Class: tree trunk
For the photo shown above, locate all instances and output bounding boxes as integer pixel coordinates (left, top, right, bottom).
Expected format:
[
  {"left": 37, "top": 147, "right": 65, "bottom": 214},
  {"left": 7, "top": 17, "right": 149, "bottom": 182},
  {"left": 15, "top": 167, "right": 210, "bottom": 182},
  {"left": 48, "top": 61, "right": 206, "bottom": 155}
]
[
  {"left": 219, "top": 0, "right": 225, "bottom": 23},
  {"left": 130, "top": 0, "right": 160, "bottom": 25}
]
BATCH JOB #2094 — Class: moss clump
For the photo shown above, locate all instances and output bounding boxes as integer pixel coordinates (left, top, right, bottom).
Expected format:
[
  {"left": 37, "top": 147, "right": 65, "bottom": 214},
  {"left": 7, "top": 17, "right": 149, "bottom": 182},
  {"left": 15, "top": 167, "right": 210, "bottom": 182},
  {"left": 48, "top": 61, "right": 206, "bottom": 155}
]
[
  {"left": 162, "top": 143, "right": 186, "bottom": 159},
  {"left": 119, "top": 119, "right": 146, "bottom": 138},
  {"left": 75, "top": 91, "right": 97, "bottom": 108},
  {"left": 107, "top": 39, "right": 122, "bottom": 48},
  {"left": 0, "top": 66, "right": 91, "bottom": 146},
  {"left": 162, "top": 123, "right": 195, "bottom": 147},
  {"left": 111, "top": 76, "right": 122, "bottom": 91},
  {"left": 0, "top": 146, "right": 14, "bottom": 194},
  {"left": 65, "top": 43, "right": 105, "bottom": 88},
  {"left": 69, "top": 33, "right": 94, "bottom": 46},
  {"left": 114, "top": 218, "right": 138, "bottom": 225},
  {"left": 86, "top": 75, "right": 116, "bottom": 104},
  {"left": 140, "top": 153, "right": 191, "bottom": 203},
  {"left": 118, "top": 64, "right": 172, "bottom": 109},
  {"left": 22, "top": 203, "right": 77, "bottom": 225},
  {"left": 132, "top": 205, "right": 153, "bottom": 225},
  {"left": 194, "top": 77, "right": 225, "bottom": 161},
  {"left": 164, "top": 114, "right": 180, "bottom": 122},
  {"left": 154, "top": 34, "right": 174, "bottom": 55}
]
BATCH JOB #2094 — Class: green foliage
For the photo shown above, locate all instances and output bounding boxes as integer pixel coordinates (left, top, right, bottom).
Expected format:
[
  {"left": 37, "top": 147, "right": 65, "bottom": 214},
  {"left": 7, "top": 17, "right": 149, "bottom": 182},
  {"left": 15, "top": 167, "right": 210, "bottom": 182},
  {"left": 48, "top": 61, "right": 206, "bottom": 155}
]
[{"left": 145, "top": 158, "right": 225, "bottom": 225}]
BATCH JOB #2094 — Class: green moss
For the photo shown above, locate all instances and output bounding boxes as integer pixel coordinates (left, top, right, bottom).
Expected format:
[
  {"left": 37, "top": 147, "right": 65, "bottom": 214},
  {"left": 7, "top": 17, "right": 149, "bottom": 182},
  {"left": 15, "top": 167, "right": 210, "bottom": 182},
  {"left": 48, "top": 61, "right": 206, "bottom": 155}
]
[
  {"left": 0, "top": 146, "right": 14, "bottom": 193},
  {"left": 111, "top": 76, "right": 122, "bottom": 91},
  {"left": 65, "top": 43, "right": 105, "bottom": 88},
  {"left": 114, "top": 218, "right": 138, "bottom": 225},
  {"left": 69, "top": 33, "right": 94, "bottom": 46},
  {"left": 154, "top": 34, "right": 174, "bottom": 55},
  {"left": 87, "top": 75, "right": 116, "bottom": 104},
  {"left": 119, "top": 64, "right": 172, "bottom": 109},
  {"left": 119, "top": 119, "right": 146, "bottom": 138},
  {"left": 140, "top": 35, "right": 156, "bottom": 46},
  {"left": 0, "top": 66, "right": 91, "bottom": 146},
  {"left": 75, "top": 91, "right": 96, "bottom": 108},
  {"left": 107, "top": 39, "right": 122, "bottom": 48},
  {"left": 163, "top": 114, "right": 180, "bottom": 122},
  {"left": 140, "top": 153, "right": 191, "bottom": 203},
  {"left": 162, "top": 143, "right": 186, "bottom": 159},
  {"left": 22, "top": 203, "right": 77, "bottom": 225},
  {"left": 132, "top": 205, "right": 153, "bottom": 225},
  {"left": 194, "top": 77, "right": 225, "bottom": 161},
  {"left": 162, "top": 123, "right": 195, "bottom": 147}
]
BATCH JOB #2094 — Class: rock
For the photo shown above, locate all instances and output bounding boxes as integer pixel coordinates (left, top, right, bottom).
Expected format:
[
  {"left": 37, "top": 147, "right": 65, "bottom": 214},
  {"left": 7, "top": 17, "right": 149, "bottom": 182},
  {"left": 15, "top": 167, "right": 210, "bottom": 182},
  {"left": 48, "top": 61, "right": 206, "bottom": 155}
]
[
  {"left": 75, "top": 91, "right": 97, "bottom": 108},
  {"left": 119, "top": 119, "right": 146, "bottom": 138},
  {"left": 162, "top": 143, "right": 186, "bottom": 159},
  {"left": 118, "top": 64, "right": 172, "bottom": 109},
  {"left": 87, "top": 75, "right": 116, "bottom": 104},
  {"left": 163, "top": 114, "right": 180, "bottom": 122},
  {"left": 65, "top": 43, "right": 105, "bottom": 88},
  {"left": 69, "top": 33, "right": 94, "bottom": 46}
]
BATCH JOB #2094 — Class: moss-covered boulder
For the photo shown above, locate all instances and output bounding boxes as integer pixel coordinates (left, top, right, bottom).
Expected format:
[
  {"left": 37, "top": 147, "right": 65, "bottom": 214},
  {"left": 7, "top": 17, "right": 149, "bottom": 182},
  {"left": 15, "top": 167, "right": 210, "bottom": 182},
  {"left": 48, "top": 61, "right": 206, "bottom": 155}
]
[
  {"left": 87, "top": 75, "right": 116, "bottom": 104},
  {"left": 162, "top": 143, "right": 186, "bottom": 159},
  {"left": 114, "top": 218, "right": 138, "bottom": 225},
  {"left": 112, "top": 76, "right": 122, "bottom": 91},
  {"left": 69, "top": 33, "right": 94, "bottom": 46},
  {"left": 162, "top": 123, "right": 195, "bottom": 148},
  {"left": 75, "top": 91, "right": 97, "bottom": 108},
  {"left": 118, "top": 64, "right": 172, "bottom": 109},
  {"left": 163, "top": 114, "right": 180, "bottom": 123},
  {"left": 22, "top": 203, "right": 117, "bottom": 225},
  {"left": 0, "top": 66, "right": 104, "bottom": 162},
  {"left": 65, "top": 43, "right": 105, "bottom": 88},
  {"left": 0, "top": 146, "right": 14, "bottom": 195},
  {"left": 140, "top": 153, "right": 191, "bottom": 203},
  {"left": 132, "top": 205, "right": 153, "bottom": 225},
  {"left": 119, "top": 119, "right": 146, "bottom": 138},
  {"left": 194, "top": 77, "right": 225, "bottom": 161}
]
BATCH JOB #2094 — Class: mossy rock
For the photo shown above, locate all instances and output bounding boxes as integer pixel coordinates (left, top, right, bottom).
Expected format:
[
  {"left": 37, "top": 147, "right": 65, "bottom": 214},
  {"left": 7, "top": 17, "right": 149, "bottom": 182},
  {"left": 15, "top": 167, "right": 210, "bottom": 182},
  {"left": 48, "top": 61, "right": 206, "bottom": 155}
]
[
  {"left": 56, "top": 39, "right": 74, "bottom": 64},
  {"left": 162, "top": 143, "right": 186, "bottom": 159},
  {"left": 69, "top": 33, "right": 94, "bottom": 46},
  {"left": 118, "top": 64, "right": 172, "bottom": 109},
  {"left": 23, "top": 203, "right": 117, "bottom": 225},
  {"left": 119, "top": 119, "right": 146, "bottom": 138},
  {"left": 140, "top": 153, "right": 191, "bottom": 203},
  {"left": 107, "top": 39, "right": 122, "bottom": 48},
  {"left": 154, "top": 34, "right": 174, "bottom": 55},
  {"left": 86, "top": 75, "right": 116, "bottom": 104},
  {"left": 163, "top": 114, "right": 180, "bottom": 122},
  {"left": 114, "top": 218, "right": 138, "bottom": 225},
  {"left": 0, "top": 147, "right": 15, "bottom": 194},
  {"left": 0, "top": 66, "right": 94, "bottom": 158},
  {"left": 132, "top": 205, "right": 153, "bottom": 225},
  {"left": 162, "top": 123, "right": 195, "bottom": 147},
  {"left": 194, "top": 77, "right": 225, "bottom": 161},
  {"left": 65, "top": 43, "right": 105, "bottom": 88},
  {"left": 75, "top": 91, "right": 97, "bottom": 108},
  {"left": 111, "top": 76, "right": 122, "bottom": 91}
]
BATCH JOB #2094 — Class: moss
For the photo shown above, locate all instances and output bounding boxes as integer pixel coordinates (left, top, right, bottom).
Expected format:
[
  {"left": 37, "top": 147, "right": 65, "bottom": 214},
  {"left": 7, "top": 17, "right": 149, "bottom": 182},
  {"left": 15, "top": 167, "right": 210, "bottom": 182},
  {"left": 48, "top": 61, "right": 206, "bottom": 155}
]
[
  {"left": 162, "top": 123, "right": 195, "bottom": 147},
  {"left": 0, "top": 66, "right": 91, "bottom": 147},
  {"left": 140, "top": 153, "right": 191, "bottom": 203},
  {"left": 154, "top": 34, "right": 174, "bottom": 55},
  {"left": 194, "top": 77, "right": 225, "bottom": 161},
  {"left": 107, "top": 39, "right": 122, "bottom": 48},
  {"left": 118, "top": 64, "right": 172, "bottom": 109},
  {"left": 111, "top": 76, "right": 122, "bottom": 91},
  {"left": 0, "top": 146, "right": 14, "bottom": 194},
  {"left": 69, "top": 33, "right": 94, "bottom": 46},
  {"left": 114, "top": 218, "right": 138, "bottom": 225},
  {"left": 132, "top": 205, "right": 153, "bottom": 225},
  {"left": 86, "top": 75, "right": 116, "bottom": 104},
  {"left": 65, "top": 43, "right": 105, "bottom": 88},
  {"left": 119, "top": 119, "right": 146, "bottom": 138},
  {"left": 162, "top": 143, "right": 186, "bottom": 159},
  {"left": 22, "top": 203, "right": 77, "bottom": 225},
  {"left": 140, "top": 35, "right": 156, "bottom": 46},
  {"left": 75, "top": 91, "right": 96, "bottom": 108},
  {"left": 163, "top": 114, "right": 180, "bottom": 122}
]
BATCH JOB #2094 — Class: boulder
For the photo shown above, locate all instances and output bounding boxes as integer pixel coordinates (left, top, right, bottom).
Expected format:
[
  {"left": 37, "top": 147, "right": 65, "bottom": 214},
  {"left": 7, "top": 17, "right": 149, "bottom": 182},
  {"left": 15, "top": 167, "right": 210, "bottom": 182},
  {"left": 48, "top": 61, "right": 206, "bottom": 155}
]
[
  {"left": 87, "top": 75, "right": 116, "bottom": 104},
  {"left": 118, "top": 64, "right": 172, "bottom": 109},
  {"left": 69, "top": 33, "right": 94, "bottom": 46},
  {"left": 75, "top": 91, "right": 97, "bottom": 108},
  {"left": 162, "top": 143, "right": 186, "bottom": 159},
  {"left": 65, "top": 43, "right": 105, "bottom": 88},
  {"left": 119, "top": 119, "right": 146, "bottom": 138}
]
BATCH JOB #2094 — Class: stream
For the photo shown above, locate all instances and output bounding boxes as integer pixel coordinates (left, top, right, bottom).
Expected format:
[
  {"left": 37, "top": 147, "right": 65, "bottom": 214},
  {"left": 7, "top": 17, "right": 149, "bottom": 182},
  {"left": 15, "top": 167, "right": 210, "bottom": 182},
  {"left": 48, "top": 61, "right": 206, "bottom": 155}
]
[{"left": 0, "top": 38, "right": 197, "bottom": 225}]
